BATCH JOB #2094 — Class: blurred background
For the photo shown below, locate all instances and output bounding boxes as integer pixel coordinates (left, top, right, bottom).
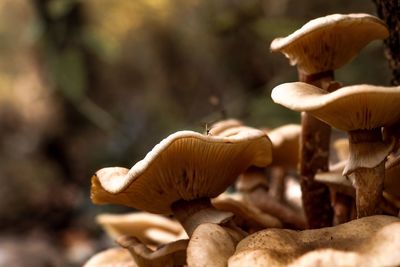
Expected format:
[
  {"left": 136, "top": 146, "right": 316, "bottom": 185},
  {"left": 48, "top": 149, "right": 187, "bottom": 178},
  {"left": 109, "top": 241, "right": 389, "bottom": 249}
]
[{"left": 0, "top": 0, "right": 391, "bottom": 266}]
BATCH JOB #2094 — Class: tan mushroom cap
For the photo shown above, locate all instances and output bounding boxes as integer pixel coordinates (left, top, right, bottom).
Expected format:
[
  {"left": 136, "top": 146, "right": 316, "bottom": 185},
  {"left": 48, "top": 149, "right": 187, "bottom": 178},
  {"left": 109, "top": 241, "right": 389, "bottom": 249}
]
[
  {"left": 270, "top": 13, "right": 388, "bottom": 75},
  {"left": 83, "top": 247, "right": 136, "bottom": 267},
  {"left": 272, "top": 82, "right": 400, "bottom": 131},
  {"left": 96, "top": 212, "right": 186, "bottom": 245},
  {"left": 187, "top": 223, "right": 237, "bottom": 267},
  {"left": 212, "top": 194, "right": 282, "bottom": 231},
  {"left": 92, "top": 130, "right": 272, "bottom": 214},
  {"left": 228, "top": 215, "right": 400, "bottom": 267},
  {"left": 208, "top": 119, "right": 243, "bottom": 136},
  {"left": 266, "top": 124, "right": 301, "bottom": 168},
  {"left": 117, "top": 236, "right": 188, "bottom": 267}
]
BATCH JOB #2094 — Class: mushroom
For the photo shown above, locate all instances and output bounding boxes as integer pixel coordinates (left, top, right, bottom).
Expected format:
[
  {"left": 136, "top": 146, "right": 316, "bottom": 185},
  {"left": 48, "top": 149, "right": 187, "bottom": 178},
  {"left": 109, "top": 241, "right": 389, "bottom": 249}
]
[
  {"left": 236, "top": 125, "right": 306, "bottom": 229},
  {"left": 228, "top": 215, "right": 400, "bottom": 267},
  {"left": 265, "top": 124, "right": 301, "bottom": 202},
  {"left": 270, "top": 13, "right": 388, "bottom": 81},
  {"left": 186, "top": 223, "right": 239, "bottom": 267},
  {"left": 96, "top": 212, "right": 186, "bottom": 246},
  {"left": 91, "top": 129, "right": 272, "bottom": 237},
  {"left": 315, "top": 169, "right": 356, "bottom": 224},
  {"left": 207, "top": 121, "right": 305, "bottom": 229},
  {"left": 272, "top": 82, "right": 400, "bottom": 217},
  {"left": 83, "top": 247, "right": 136, "bottom": 267},
  {"left": 270, "top": 13, "right": 388, "bottom": 228},
  {"left": 116, "top": 236, "right": 188, "bottom": 267},
  {"left": 212, "top": 193, "right": 282, "bottom": 233},
  {"left": 208, "top": 119, "right": 243, "bottom": 136}
]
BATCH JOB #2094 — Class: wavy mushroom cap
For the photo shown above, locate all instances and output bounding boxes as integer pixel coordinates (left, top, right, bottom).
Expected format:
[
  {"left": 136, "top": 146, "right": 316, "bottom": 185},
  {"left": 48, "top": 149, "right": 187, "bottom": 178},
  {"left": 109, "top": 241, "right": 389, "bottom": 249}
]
[
  {"left": 229, "top": 215, "right": 400, "bottom": 267},
  {"left": 272, "top": 83, "right": 400, "bottom": 131},
  {"left": 270, "top": 13, "right": 388, "bottom": 75},
  {"left": 267, "top": 124, "right": 301, "bottom": 168},
  {"left": 96, "top": 212, "right": 185, "bottom": 244},
  {"left": 92, "top": 130, "right": 272, "bottom": 214}
]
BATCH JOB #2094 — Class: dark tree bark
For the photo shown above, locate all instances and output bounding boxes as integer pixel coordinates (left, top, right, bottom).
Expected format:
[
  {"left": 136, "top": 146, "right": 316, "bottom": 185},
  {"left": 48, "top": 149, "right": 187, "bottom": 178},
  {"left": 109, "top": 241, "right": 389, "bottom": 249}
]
[{"left": 373, "top": 0, "right": 400, "bottom": 85}]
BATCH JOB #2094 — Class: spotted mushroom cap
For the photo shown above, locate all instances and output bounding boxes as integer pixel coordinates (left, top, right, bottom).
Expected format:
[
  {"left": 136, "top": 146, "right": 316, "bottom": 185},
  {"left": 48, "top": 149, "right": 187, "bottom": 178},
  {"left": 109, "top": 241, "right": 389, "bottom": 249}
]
[
  {"left": 272, "top": 82, "right": 400, "bottom": 131},
  {"left": 228, "top": 215, "right": 400, "bottom": 267},
  {"left": 91, "top": 130, "right": 272, "bottom": 214},
  {"left": 270, "top": 13, "right": 388, "bottom": 75}
]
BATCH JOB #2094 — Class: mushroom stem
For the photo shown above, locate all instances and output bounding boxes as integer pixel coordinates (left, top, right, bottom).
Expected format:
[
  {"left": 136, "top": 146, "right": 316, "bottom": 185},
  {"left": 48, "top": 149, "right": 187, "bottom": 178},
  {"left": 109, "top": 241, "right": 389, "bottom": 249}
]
[
  {"left": 347, "top": 129, "right": 388, "bottom": 218},
  {"left": 298, "top": 72, "right": 335, "bottom": 228},
  {"left": 299, "top": 112, "right": 333, "bottom": 228},
  {"left": 351, "top": 163, "right": 384, "bottom": 218},
  {"left": 171, "top": 198, "right": 235, "bottom": 237}
]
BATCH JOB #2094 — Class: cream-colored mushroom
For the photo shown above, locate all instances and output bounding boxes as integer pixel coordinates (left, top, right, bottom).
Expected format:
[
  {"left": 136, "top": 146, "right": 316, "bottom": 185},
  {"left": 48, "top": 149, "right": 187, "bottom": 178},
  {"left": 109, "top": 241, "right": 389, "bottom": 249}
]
[
  {"left": 270, "top": 13, "right": 388, "bottom": 228},
  {"left": 272, "top": 82, "right": 400, "bottom": 217},
  {"left": 270, "top": 13, "right": 388, "bottom": 78},
  {"left": 91, "top": 129, "right": 272, "bottom": 236},
  {"left": 96, "top": 212, "right": 186, "bottom": 245},
  {"left": 187, "top": 223, "right": 238, "bottom": 267},
  {"left": 117, "top": 236, "right": 188, "bottom": 267}
]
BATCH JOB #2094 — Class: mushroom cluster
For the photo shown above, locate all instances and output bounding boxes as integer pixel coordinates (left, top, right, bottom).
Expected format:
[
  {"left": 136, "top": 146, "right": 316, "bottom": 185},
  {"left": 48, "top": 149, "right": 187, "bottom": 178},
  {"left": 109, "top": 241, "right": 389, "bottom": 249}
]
[{"left": 84, "top": 13, "right": 400, "bottom": 267}]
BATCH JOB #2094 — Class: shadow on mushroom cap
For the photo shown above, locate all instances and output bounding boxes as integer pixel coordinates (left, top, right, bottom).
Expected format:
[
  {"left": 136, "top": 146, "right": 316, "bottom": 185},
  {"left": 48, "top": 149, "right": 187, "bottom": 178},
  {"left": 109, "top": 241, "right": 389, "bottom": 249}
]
[{"left": 229, "top": 215, "right": 400, "bottom": 267}]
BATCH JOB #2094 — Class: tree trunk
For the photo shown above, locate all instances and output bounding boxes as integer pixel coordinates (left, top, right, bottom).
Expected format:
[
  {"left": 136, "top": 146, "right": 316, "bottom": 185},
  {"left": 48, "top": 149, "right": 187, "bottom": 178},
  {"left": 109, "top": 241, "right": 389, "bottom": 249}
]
[{"left": 373, "top": 0, "right": 400, "bottom": 85}]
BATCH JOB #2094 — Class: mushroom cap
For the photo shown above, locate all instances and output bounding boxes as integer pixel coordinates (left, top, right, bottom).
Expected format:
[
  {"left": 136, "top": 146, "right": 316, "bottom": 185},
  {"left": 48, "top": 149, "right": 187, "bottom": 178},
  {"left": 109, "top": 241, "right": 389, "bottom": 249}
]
[
  {"left": 271, "top": 82, "right": 400, "bottom": 131},
  {"left": 83, "top": 247, "right": 136, "bottom": 267},
  {"left": 266, "top": 124, "right": 301, "bottom": 168},
  {"left": 92, "top": 130, "right": 272, "bottom": 214},
  {"left": 96, "top": 212, "right": 185, "bottom": 245},
  {"left": 315, "top": 169, "right": 354, "bottom": 197},
  {"left": 116, "top": 236, "right": 188, "bottom": 267},
  {"left": 212, "top": 194, "right": 282, "bottom": 231},
  {"left": 208, "top": 119, "right": 243, "bottom": 136},
  {"left": 229, "top": 215, "right": 400, "bottom": 267},
  {"left": 270, "top": 13, "right": 388, "bottom": 75}
]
